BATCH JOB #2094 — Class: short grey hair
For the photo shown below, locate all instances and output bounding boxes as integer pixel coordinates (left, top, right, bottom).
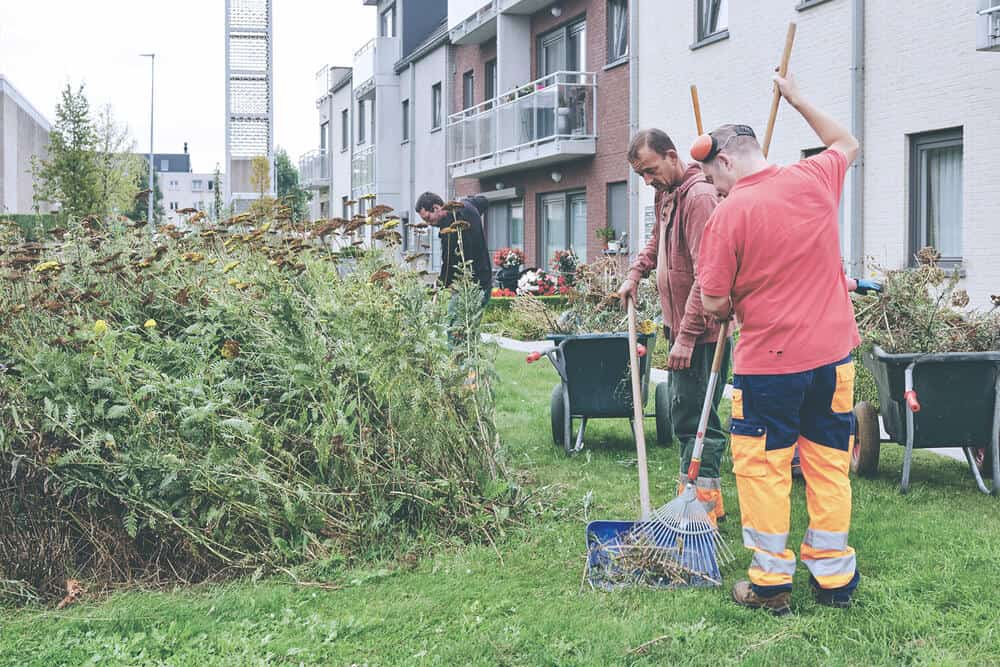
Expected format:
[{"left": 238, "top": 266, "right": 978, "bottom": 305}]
[
  {"left": 628, "top": 128, "right": 676, "bottom": 163},
  {"left": 705, "top": 124, "right": 762, "bottom": 160}
]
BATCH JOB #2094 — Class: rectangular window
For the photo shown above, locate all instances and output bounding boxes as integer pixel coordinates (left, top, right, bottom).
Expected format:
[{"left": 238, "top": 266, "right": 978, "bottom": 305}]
[
  {"left": 320, "top": 121, "right": 328, "bottom": 151},
  {"left": 607, "top": 0, "right": 629, "bottom": 63},
  {"left": 539, "top": 190, "right": 587, "bottom": 265},
  {"left": 486, "top": 199, "right": 525, "bottom": 254},
  {"left": 485, "top": 60, "right": 497, "bottom": 101},
  {"left": 539, "top": 18, "right": 587, "bottom": 76},
  {"left": 208, "top": 180, "right": 214, "bottom": 191},
  {"left": 342, "top": 196, "right": 350, "bottom": 219},
  {"left": 341, "top": 109, "right": 349, "bottom": 150},
  {"left": 909, "top": 127, "right": 963, "bottom": 265},
  {"left": 401, "top": 99, "right": 410, "bottom": 142},
  {"left": 192, "top": 179, "right": 203, "bottom": 191},
  {"left": 431, "top": 83, "right": 442, "bottom": 129},
  {"left": 462, "top": 70, "right": 475, "bottom": 110},
  {"left": 380, "top": 4, "right": 396, "bottom": 37},
  {"left": 607, "top": 181, "right": 628, "bottom": 245},
  {"left": 160, "top": 159, "right": 169, "bottom": 171},
  {"left": 696, "top": 0, "right": 728, "bottom": 42},
  {"left": 358, "top": 100, "right": 366, "bottom": 145}
]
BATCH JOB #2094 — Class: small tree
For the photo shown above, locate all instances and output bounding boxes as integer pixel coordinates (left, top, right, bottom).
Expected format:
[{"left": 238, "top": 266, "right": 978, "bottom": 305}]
[
  {"left": 128, "top": 167, "right": 164, "bottom": 225},
  {"left": 274, "top": 148, "right": 312, "bottom": 223},
  {"left": 213, "top": 163, "right": 224, "bottom": 222},
  {"left": 250, "top": 155, "right": 271, "bottom": 199},
  {"left": 31, "top": 84, "right": 101, "bottom": 220},
  {"left": 94, "top": 104, "right": 145, "bottom": 219}
]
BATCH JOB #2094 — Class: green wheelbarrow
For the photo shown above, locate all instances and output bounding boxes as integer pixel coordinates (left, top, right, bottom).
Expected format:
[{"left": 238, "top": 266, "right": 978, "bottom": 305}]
[
  {"left": 526, "top": 332, "right": 671, "bottom": 454},
  {"left": 853, "top": 346, "right": 1000, "bottom": 495}
]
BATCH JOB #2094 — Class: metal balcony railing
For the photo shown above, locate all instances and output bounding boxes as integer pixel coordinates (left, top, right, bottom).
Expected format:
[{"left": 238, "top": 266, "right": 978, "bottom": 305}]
[
  {"left": 298, "top": 149, "right": 329, "bottom": 189},
  {"left": 351, "top": 144, "right": 376, "bottom": 199},
  {"left": 446, "top": 71, "right": 597, "bottom": 169},
  {"left": 315, "top": 65, "right": 332, "bottom": 101}
]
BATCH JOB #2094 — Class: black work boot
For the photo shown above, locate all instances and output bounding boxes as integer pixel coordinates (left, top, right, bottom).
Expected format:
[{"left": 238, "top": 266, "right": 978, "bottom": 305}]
[
  {"left": 731, "top": 580, "right": 791, "bottom": 616},
  {"left": 814, "top": 587, "right": 853, "bottom": 609}
]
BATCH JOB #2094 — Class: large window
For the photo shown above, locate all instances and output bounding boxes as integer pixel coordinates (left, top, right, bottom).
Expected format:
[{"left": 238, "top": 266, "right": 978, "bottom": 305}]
[
  {"left": 462, "top": 70, "right": 475, "bottom": 110},
  {"left": 607, "top": 181, "right": 628, "bottom": 246},
  {"left": 380, "top": 4, "right": 396, "bottom": 37},
  {"left": 909, "top": 128, "right": 963, "bottom": 265},
  {"left": 357, "top": 100, "right": 366, "bottom": 145},
  {"left": 540, "top": 191, "right": 587, "bottom": 264},
  {"left": 607, "top": 0, "right": 629, "bottom": 63},
  {"left": 431, "top": 83, "right": 442, "bottom": 129},
  {"left": 341, "top": 109, "right": 349, "bottom": 151},
  {"left": 487, "top": 200, "right": 525, "bottom": 254},
  {"left": 538, "top": 18, "right": 587, "bottom": 76},
  {"left": 695, "top": 0, "right": 728, "bottom": 42},
  {"left": 401, "top": 99, "right": 409, "bottom": 142}
]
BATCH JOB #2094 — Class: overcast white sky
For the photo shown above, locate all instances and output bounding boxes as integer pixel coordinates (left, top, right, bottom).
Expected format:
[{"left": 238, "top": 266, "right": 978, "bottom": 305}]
[{"left": 0, "top": 1, "right": 374, "bottom": 174}]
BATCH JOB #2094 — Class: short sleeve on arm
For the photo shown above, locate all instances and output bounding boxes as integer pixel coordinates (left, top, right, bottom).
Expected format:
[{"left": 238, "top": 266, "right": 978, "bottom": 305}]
[
  {"left": 800, "top": 149, "right": 848, "bottom": 201},
  {"left": 697, "top": 210, "right": 738, "bottom": 297}
]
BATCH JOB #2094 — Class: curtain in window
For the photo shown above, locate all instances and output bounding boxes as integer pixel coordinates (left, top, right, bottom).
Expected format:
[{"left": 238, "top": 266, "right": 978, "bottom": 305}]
[
  {"left": 542, "top": 196, "right": 567, "bottom": 265},
  {"left": 698, "top": 0, "right": 727, "bottom": 39},
  {"left": 924, "top": 145, "right": 963, "bottom": 259},
  {"left": 609, "top": 0, "right": 628, "bottom": 61},
  {"left": 510, "top": 203, "right": 524, "bottom": 249},
  {"left": 570, "top": 196, "right": 588, "bottom": 261}
]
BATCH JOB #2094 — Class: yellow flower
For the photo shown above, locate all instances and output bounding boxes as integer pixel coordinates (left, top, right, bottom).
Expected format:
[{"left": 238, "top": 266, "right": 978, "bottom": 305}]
[
  {"left": 144, "top": 319, "right": 157, "bottom": 330},
  {"left": 181, "top": 252, "right": 205, "bottom": 263},
  {"left": 94, "top": 320, "right": 109, "bottom": 335},
  {"left": 221, "top": 339, "right": 240, "bottom": 360},
  {"left": 207, "top": 258, "right": 219, "bottom": 265},
  {"left": 33, "top": 260, "right": 61, "bottom": 273},
  {"left": 382, "top": 219, "right": 400, "bottom": 230},
  {"left": 234, "top": 281, "right": 251, "bottom": 290},
  {"left": 223, "top": 261, "right": 240, "bottom": 274},
  {"left": 260, "top": 222, "right": 271, "bottom": 232},
  {"left": 639, "top": 319, "right": 656, "bottom": 335},
  {"left": 227, "top": 278, "right": 239, "bottom": 286}
]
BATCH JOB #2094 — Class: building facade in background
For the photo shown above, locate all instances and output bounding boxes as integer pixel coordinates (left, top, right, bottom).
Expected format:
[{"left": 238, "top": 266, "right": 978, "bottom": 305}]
[
  {"left": 448, "top": 0, "right": 632, "bottom": 268},
  {"left": 0, "top": 75, "right": 52, "bottom": 215},
  {"left": 637, "top": 0, "right": 1000, "bottom": 307},
  {"left": 225, "top": 0, "right": 274, "bottom": 211},
  {"left": 144, "top": 148, "right": 223, "bottom": 226}
]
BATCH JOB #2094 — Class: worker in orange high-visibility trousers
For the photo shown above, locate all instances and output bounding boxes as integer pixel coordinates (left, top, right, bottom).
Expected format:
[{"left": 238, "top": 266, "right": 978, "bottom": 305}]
[{"left": 695, "top": 72, "right": 861, "bottom": 615}]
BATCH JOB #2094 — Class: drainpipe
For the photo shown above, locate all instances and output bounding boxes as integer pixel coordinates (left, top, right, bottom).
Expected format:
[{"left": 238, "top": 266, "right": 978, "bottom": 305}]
[
  {"left": 409, "top": 61, "right": 417, "bottom": 214},
  {"left": 627, "top": 0, "right": 640, "bottom": 259},
  {"left": 849, "top": 0, "right": 865, "bottom": 274},
  {"left": 445, "top": 43, "right": 455, "bottom": 201}
]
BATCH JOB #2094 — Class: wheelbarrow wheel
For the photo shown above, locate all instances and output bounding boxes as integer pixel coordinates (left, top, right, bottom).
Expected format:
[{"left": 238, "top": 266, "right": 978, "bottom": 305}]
[
  {"left": 655, "top": 381, "right": 673, "bottom": 446},
  {"left": 551, "top": 384, "right": 567, "bottom": 448},
  {"left": 851, "top": 401, "right": 880, "bottom": 476}
]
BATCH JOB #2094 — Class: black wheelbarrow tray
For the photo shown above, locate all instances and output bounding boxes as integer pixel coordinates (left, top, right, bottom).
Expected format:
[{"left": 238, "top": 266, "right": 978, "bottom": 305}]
[
  {"left": 852, "top": 345, "right": 1000, "bottom": 495},
  {"left": 527, "top": 332, "right": 671, "bottom": 454}
]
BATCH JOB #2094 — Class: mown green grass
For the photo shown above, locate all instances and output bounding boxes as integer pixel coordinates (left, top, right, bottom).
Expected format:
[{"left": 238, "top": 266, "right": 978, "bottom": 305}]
[{"left": 3, "top": 349, "right": 999, "bottom": 666}]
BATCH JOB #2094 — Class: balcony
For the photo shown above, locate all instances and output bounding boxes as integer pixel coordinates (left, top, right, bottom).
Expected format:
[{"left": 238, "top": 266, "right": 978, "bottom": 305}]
[
  {"left": 315, "top": 65, "right": 333, "bottom": 101},
  {"left": 447, "top": 71, "right": 597, "bottom": 179},
  {"left": 299, "top": 149, "right": 329, "bottom": 190},
  {"left": 352, "top": 36, "right": 401, "bottom": 96},
  {"left": 448, "top": 0, "right": 498, "bottom": 45},
  {"left": 351, "top": 144, "right": 376, "bottom": 199},
  {"left": 497, "top": 0, "right": 553, "bottom": 14}
]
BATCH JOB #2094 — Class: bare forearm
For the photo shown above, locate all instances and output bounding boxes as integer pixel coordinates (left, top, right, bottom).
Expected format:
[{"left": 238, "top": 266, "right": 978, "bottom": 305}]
[{"left": 791, "top": 97, "right": 858, "bottom": 163}]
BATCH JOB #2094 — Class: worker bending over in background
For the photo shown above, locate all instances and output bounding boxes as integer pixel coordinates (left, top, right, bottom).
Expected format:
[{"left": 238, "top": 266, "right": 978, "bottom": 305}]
[
  {"left": 618, "top": 128, "right": 730, "bottom": 524},
  {"left": 696, "top": 73, "right": 861, "bottom": 615}
]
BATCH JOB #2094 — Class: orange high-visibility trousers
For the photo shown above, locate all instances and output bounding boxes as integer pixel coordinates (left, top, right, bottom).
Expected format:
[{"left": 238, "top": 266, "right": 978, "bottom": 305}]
[{"left": 730, "top": 355, "right": 859, "bottom": 595}]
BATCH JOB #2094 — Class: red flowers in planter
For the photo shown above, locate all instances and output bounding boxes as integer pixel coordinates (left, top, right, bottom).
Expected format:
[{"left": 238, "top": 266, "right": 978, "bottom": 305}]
[{"left": 493, "top": 247, "right": 525, "bottom": 269}]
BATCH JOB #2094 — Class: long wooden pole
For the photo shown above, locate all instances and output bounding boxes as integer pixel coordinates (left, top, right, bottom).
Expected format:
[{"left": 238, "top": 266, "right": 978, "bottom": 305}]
[
  {"left": 690, "top": 84, "right": 704, "bottom": 135},
  {"left": 627, "top": 299, "right": 652, "bottom": 518},
  {"left": 761, "top": 22, "right": 797, "bottom": 158}
]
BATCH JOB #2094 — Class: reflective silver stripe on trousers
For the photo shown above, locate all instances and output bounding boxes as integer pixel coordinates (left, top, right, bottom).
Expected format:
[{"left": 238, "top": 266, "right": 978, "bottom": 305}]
[
  {"left": 803, "top": 528, "right": 849, "bottom": 552},
  {"left": 802, "top": 552, "right": 857, "bottom": 578},
  {"left": 750, "top": 550, "right": 797, "bottom": 576},
  {"left": 743, "top": 526, "right": 789, "bottom": 554},
  {"left": 675, "top": 475, "right": 722, "bottom": 490}
]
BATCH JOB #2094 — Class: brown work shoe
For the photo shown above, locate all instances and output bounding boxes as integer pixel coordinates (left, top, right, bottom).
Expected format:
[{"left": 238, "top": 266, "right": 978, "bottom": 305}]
[{"left": 732, "top": 580, "right": 791, "bottom": 616}]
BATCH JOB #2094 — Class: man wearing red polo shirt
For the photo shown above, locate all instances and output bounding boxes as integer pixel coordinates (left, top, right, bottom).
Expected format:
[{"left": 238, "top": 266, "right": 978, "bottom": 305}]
[{"left": 696, "top": 73, "right": 861, "bottom": 615}]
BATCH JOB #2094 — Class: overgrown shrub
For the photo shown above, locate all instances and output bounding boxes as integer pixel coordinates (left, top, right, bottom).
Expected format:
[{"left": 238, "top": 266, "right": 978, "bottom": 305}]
[{"left": 0, "top": 213, "right": 511, "bottom": 601}]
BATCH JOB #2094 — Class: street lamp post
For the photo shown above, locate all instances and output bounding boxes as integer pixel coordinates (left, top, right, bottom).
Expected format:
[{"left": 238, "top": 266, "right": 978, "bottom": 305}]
[{"left": 140, "top": 53, "right": 155, "bottom": 227}]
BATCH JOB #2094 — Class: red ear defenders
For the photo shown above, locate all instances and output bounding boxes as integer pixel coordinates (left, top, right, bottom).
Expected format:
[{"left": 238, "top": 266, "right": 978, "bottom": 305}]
[{"left": 690, "top": 124, "right": 757, "bottom": 162}]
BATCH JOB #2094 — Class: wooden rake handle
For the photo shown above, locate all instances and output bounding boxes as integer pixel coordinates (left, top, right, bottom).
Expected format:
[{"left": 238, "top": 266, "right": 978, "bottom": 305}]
[
  {"left": 627, "top": 298, "right": 652, "bottom": 518},
  {"left": 690, "top": 84, "right": 704, "bottom": 136},
  {"left": 761, "top": 22, "right": 797, "bottom": 159}
]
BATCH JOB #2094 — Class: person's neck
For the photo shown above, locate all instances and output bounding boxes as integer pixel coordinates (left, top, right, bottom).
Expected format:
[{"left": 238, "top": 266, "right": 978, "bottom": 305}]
[
  {"left": 734, "top": 156, "right": 772, "bottom": 183},
  {"left": 665, "top": 160, "right": 689, "bottom": 191}
]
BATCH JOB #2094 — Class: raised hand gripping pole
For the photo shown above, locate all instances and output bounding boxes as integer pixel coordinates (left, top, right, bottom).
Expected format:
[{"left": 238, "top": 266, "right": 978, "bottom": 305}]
[{"left": 627, "top": 297, "right": 652, "bottom": 518}]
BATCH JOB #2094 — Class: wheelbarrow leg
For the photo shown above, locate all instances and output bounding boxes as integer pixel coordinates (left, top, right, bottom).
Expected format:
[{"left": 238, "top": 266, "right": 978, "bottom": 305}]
[
  {"left": 963, "top": 448, "right": 991, "bottom": 495},
  {"left": 564, "top": 387, "right": 574, "bottom": 455},
  {"left": 901, "top": 362, "right": 917, "bottom": 494},
  {"left": 573, "top": 418, "right": 588, "bottom": 454}
]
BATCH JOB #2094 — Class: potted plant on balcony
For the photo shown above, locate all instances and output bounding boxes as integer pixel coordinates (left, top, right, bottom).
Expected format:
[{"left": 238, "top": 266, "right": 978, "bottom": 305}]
[
  {"left": 596, "top": 225, "right": 616, "bottom": 251},
  {"left": 493, "top": 247, "right": 525, "bottom": 291}
]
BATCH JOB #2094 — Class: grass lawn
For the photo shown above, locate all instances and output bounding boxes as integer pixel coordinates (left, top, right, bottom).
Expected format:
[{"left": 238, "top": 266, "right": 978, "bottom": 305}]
[{"left": 3, "top": 348, "right": 1000, "bottom": 665}]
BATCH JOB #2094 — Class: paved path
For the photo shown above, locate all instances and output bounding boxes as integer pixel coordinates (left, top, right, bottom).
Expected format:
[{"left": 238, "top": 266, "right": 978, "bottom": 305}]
[{"left": 485, "top": 334, "right": 966, "bottom": 464}]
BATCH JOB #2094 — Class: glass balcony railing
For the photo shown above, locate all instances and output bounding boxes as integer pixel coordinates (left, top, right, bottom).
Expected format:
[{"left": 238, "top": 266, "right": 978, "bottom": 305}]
[
  {"left": 351, "top": 144, "right": 376, "bottom": 199},
  {"left": 447, "top": 71, "right": 597, "bottom": 170},
  {"left": 298, "top": 149, "right": 329, "bottom": 189}
]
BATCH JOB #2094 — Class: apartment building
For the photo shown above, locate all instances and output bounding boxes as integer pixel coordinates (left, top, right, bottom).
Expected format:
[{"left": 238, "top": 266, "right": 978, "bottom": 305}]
[
  {"left": 145, "top": 148, "right": 223, "bottom": 225},
  {"left": 0, "top": 75, "right": 52, "bottom": 215},
  {"left": 637, "top": 0, "right": 1000, "bottom": 308},
  {"left": 447, "top": 0, "right": 633, "bottom": 268},
  {"left": 303, "top": 0, "right": 450, "bottom": 268}
]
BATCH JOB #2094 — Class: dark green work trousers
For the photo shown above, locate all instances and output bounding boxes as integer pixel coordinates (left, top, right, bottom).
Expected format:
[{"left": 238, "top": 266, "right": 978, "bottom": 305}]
[{"left": 667, "top": 332, "right": 732, "bottom": 479}]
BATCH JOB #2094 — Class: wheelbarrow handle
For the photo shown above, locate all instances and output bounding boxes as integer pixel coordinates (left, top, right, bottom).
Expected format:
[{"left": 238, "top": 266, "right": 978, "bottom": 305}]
[{"left": 905, "top": 390, "right": 921, "bottom": 413}]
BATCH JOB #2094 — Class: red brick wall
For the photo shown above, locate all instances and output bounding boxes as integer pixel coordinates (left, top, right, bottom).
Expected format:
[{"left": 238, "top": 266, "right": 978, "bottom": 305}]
[{"left": 452, "top": 0, "right": 631, "bottom": 265}]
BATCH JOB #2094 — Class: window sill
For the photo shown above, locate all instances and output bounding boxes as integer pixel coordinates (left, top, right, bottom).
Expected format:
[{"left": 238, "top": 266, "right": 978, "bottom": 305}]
[
  {"left": 401, "top": 139, "right": 410, "bottom": 145},
  {"left": 689, "top": 30, "right": 730, "bottom": 51},
  {"left": 430, "top": 126, "right": 442, "bottom": 134},
  {"left": 603, "top": 56, "right": 629, "bottom": 72},
  {"left": 796, "top": 0, "right": 836, "bottom": 10}
]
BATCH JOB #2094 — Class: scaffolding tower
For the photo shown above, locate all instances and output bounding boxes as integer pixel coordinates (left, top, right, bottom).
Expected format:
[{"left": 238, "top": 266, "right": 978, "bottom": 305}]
[{"left": 225, "top": 0, "right": 274, "bottom": 210}]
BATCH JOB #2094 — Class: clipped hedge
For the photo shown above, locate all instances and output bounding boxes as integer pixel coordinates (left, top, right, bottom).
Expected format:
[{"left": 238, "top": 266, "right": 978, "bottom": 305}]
[{"left": 486, "top": 295, "right": 568, "bottom": 313}]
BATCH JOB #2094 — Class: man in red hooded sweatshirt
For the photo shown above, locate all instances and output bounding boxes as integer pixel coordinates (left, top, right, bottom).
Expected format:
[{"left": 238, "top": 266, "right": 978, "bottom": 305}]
[{"left": 618, "top": 128, "right": 731, "bottom": 524}]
